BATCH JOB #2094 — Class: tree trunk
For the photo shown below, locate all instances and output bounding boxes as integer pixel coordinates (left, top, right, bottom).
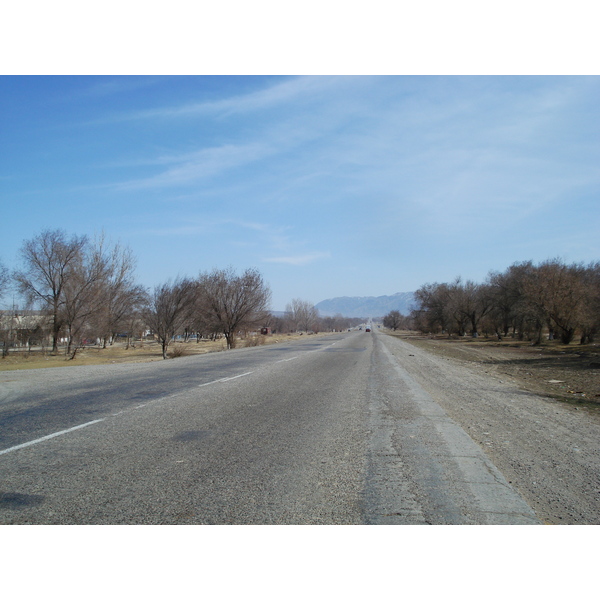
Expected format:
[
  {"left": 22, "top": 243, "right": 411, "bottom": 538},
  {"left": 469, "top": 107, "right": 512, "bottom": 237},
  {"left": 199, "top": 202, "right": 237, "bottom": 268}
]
[
  {"left": 560, "top": 328, "right": 575, "bottom": 345},
  {"left": 224, "top": 331, "right": 236, "bottom": 349},
  {"left": 52, "top": 322, "right": 60, "bottom": 354},
  {"left": 66, "top": 327, "right": 73, "bottom": 356},
  {"left": 580, "top": 328, "right": 596, "bottom": 344}
]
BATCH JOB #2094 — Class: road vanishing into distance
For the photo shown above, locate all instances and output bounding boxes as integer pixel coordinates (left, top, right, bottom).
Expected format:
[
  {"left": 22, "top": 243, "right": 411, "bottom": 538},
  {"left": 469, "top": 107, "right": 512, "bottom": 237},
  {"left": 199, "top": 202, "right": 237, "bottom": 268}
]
[{"left": 0, "top": 330, "right": 544, "bottom": 524}]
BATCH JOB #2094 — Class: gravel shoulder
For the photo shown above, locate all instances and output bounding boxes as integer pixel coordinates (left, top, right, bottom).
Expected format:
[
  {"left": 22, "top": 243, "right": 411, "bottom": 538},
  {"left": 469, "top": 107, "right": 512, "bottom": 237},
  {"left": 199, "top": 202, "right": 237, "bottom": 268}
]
[
  {"left": 393, "top": 331, "right": 600, "bottom": 406},
  {"left": 381, "top": 330, "right": 600, "bottom": 524}
]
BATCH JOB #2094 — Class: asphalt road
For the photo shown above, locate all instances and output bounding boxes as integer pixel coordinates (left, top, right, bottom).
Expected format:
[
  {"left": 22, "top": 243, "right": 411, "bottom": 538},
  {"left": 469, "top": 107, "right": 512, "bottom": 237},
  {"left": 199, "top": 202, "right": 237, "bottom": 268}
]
[{"left": 0, "top": 331, "right": 539, "bottom": 524}]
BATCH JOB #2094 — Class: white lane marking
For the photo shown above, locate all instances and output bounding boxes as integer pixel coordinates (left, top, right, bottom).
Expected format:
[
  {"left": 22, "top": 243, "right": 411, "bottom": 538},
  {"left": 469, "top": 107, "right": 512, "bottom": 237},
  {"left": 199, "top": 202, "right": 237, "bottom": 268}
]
[
  {"left": 198, "top": 378, "right": 226, "bottom": 388},
  {"left": 220, "top": 371, "right": 254, "bottom": 382},
  {"left": 0, "top": 342, "right": 331, "bottom": 457},
  {"left": 0, "top": 419, "right": 105, "bottom": 456},
  {"left": 0, "top": 370, "right": 256, "bottom": 455},
  {"left": 198, "top": 371, "right": 254, "bottom": 387},
  {"left": 276, "top": 356, "right": 298, "bottom": 363},
  {"left": 0, "top": 339, "right": 341, "bottom": 457}
]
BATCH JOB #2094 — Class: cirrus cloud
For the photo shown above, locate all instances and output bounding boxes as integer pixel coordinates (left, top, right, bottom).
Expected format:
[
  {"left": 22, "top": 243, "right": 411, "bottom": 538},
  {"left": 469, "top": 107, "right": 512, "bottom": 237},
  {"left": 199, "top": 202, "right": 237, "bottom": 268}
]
[{"left": 263, "top": 252, "right": 331, "bottom": 266}]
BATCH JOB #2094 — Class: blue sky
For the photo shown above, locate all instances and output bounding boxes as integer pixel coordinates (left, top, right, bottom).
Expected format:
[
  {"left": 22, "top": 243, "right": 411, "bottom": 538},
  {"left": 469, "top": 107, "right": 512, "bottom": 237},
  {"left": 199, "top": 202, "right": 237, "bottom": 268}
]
[{"left": 1, "top": 75, "right": 599, "bottom": 311}]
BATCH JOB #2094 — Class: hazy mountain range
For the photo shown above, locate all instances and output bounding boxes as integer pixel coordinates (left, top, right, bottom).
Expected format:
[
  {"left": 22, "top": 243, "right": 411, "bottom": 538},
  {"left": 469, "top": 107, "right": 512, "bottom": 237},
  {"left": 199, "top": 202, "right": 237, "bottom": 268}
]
[{"left": 315, "top": 292, "right": 416, "bottom": 318}]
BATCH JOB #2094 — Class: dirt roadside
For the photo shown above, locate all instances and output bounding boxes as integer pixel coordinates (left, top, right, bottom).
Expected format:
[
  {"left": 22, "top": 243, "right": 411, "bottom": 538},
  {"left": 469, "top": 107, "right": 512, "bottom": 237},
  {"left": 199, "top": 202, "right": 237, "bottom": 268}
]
[
  {"left": 390, "top": 331, "right": 600, "bottom": 408},
  {"left": 382, "top": 330, "right": 600, "bottom": 524},
  {"left": 0, "top": 333, "right": 326, "bottom": 372}
]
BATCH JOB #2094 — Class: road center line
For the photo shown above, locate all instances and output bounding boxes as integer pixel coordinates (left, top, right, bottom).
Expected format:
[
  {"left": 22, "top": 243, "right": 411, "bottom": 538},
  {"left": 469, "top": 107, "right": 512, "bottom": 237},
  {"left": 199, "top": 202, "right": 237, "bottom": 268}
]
[
  {"left": 1, "top": 343, "right": 328, "bottom": 457},
  {"left": 0, "top": 419, "right": 105, "bottom": 456},
  {"left": 198, "top": 371, "right": 255, "bottom": 387},
  {"left": 276, "top": 356, "right": 298, "bottom": 363},
  {"left": 220, "top": 371, "right": 254, "bottom": 382}
]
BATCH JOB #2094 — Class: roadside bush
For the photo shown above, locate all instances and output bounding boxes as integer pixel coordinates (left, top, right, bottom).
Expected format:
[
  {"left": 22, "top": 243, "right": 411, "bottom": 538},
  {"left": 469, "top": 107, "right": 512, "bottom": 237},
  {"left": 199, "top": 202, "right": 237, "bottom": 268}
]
[
  {"left": 169, "top": 343, "right": 189, "bottom": 358},
  {"left": 244, "top": 335, "right": 265, "bottom": 348}
]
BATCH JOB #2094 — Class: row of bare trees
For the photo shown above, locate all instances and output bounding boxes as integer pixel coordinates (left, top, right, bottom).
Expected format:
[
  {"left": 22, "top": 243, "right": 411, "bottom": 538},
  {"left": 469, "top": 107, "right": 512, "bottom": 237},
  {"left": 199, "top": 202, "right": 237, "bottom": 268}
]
[
  {"left": 144, "top": 268, "right": 272, "bottom": 358},
  {"left": 1, "top": 230, "right": 366, "bottom": 361},
  {"left": 144, "top": 289, "right": 360, "bottom": 359},
  {"left": 2, "top": 229, "right": 274, "bottom": 359},
  {"left": 410, "top": 259, "right": 600, "bottom": 345},
  {"left": 283, "top": 298, "right": 320, "bottom": 333},
  {"left": 7, "top": 230, "right": 147, "bottom": 358},
  {"left": 273, "top": 298, "right": 362, "bottom": 335}
]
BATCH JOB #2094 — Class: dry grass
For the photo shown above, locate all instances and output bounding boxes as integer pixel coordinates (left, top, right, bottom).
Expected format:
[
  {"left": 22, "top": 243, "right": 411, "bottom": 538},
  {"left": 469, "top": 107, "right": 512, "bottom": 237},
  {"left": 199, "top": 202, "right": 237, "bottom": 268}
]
[
  {"left": 243, "top": 335, "right": 265, "bottom": 348},
  {"left": 0, "top": 332, "right": 323, "bottom": 371}
]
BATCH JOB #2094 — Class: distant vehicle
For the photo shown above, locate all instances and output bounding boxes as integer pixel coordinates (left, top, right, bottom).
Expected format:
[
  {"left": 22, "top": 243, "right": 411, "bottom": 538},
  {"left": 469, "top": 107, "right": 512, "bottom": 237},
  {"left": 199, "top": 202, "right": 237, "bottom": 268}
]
[{"left": 365, "top": 327, "right": 371, "bottom": 332}]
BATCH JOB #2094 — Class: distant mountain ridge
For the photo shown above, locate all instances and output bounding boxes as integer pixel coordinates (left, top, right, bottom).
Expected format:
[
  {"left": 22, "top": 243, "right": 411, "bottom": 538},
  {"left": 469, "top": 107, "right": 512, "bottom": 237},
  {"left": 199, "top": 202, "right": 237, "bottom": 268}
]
[{"left": 315, "top": 292, "right": 416, "bottom": 318}]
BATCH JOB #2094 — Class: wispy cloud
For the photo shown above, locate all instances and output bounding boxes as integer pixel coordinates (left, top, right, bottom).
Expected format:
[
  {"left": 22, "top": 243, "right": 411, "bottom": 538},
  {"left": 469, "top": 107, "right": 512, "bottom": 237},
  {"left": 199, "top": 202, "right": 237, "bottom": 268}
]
[
  {"left": 263, "top": 252, "right": 331, "bottom": 266},
  {"left": 100, "top": 77, "right": 599, "bottom": 248},
  {"left": 139, "top": 224, "right": 211, "bottom": 236},
  {"left": 90, "top": 76, "right": 386, "bottom": 194},
  {"left": 133, "top": 218, "right": 295, "bottom": 253},
  {"left": 78, "top": 77, "right": 162, "bottom": 99},
  {"left": 113, "top": 142, "right": 271, "bottom": 190},
  {"left": 93, "top": 76, "right": 348, "bottom": 125}
]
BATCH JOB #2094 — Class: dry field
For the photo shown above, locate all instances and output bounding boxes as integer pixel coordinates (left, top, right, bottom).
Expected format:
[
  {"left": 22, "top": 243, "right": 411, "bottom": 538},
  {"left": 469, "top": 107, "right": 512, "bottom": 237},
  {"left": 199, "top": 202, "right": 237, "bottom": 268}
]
[
  {"left": 387, "top": 330, "right": 600, "bottom": 408},
  {"left": 0, "top": 333, "right": 321, "bottom": 371}
]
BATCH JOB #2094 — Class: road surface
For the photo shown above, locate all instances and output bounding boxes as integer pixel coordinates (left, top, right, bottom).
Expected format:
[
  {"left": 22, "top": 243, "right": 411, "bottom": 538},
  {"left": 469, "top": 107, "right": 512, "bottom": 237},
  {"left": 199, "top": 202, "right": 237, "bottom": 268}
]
[{"left": 0, "top": 330, "right": 541, "bottom": 524}]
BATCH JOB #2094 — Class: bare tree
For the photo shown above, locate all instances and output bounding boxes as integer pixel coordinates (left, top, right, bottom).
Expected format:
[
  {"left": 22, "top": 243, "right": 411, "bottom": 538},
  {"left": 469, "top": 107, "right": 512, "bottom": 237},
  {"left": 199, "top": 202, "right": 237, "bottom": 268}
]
[
  {"left": 61, "top": 259, "right": 105, "bottom": 358},
  {"left": 579, "top": 261, "right": 600, "bottom": 344},
  {"left": 487, "top": 264, "right": 533, "bottom": 338},
  {"left": 196, "top": 267, "right": 271, "bottom": 349},
  {"left": 0, "top": 258, "right": 9, "bottom": 357},
  {"left": 499, "top": 261, "right": 542, "bottom": 341},
  {"left": 123, "top": 312, "right": 149, "bottom": 349},
  {"left": 413, "top": 282, "right": 453, "bottom": 334},
  {"left": 451, "top": 280, "right": 494, "bottom": 338},
  {"left": 383, "top": 310, "right": 403, "bottom": 330},
  {"left": 143, "top": 277, "right": 196, "bottom": 359},
  {"left": 285, "top": 298, "right": 319, "bottom": 333},
  {"left": 93, "top": 241, "right": 145, "bottom": 347},
  {"left": 0, "top": 258, "right": 9, "bottom": 300},
  {"left": 542, "top": 260, "right": 587, "bottom": 344},
  {"left": 519, "top": 259, "right": 583, "bottom": 344},
  {"left": 320, "top": 313, "right": 357, "bottom": 332},
  {"left": 13, "top": 229, "right": 87, "bottom": 353}
]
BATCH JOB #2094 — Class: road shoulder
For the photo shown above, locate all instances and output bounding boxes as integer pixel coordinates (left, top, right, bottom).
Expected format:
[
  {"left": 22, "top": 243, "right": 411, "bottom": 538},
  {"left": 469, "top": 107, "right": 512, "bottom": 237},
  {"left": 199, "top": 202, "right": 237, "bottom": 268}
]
[{"left": 365, "top": 332, "right": 539, "bottom": 524}]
